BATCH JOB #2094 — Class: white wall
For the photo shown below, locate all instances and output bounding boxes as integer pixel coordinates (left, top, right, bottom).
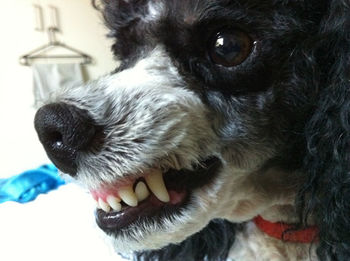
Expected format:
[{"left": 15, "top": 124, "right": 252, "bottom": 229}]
[{"left": 0, "top": 0, "right": 116, "bottom": 177}]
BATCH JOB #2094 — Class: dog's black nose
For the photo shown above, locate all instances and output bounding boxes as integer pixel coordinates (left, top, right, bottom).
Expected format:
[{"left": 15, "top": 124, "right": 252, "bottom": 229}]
[{"left": 34, "top": 103, "right": 96, "bottom": 176}]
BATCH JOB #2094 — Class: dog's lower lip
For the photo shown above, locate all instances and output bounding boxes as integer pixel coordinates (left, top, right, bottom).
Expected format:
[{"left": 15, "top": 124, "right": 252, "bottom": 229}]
[
  {"left": 96, "top": 190, "right": 187, "bottom": 230},
  {"left": 95, "top": 156, "right": 221, "bottom": 233}
]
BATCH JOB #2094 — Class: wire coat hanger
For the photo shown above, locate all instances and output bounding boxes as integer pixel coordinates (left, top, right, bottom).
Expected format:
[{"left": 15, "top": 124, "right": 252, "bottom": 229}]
[{"left": 19, "top": 27, "right": 92, "bottom": 66}]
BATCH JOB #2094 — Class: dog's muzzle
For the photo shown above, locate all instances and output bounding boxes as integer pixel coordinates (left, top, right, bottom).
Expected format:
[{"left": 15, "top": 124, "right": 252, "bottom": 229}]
[
  {"left": 34, "top": 102, "right": 97, "bottom": 176},
  {"left": 32, "top": 48, "right": 224, "bottom": 247}
]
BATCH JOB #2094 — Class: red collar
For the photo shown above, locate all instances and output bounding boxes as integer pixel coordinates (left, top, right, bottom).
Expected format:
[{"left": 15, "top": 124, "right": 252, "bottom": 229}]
[{"left": 253, "top": 215, "right": 318, "bottom": 243}]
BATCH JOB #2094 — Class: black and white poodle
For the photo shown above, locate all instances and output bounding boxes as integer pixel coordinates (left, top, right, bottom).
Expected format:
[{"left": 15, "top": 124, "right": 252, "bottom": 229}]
[{"left": 34, "top": 0, "right": 350, "bottom": 260}]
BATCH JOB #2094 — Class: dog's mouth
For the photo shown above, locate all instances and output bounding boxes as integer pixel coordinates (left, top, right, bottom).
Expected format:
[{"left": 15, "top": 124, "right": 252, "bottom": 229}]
[{"left": 91, "top": 156, "right": 221, "bottom": 234}]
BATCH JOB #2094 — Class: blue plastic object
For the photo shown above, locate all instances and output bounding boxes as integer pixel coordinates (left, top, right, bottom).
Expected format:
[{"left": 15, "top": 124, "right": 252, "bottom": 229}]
[{"left": 0, "top": 164, "right": 65, "bottom": 204}]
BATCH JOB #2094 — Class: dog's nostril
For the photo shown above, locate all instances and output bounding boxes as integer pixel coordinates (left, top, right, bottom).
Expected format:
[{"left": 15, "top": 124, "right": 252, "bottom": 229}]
[
  {"left": 34, "top": 102, "right": 97, "bottom": 176},
  {"left": 48, "top": 131, "right": 63, "bottom": 147}
]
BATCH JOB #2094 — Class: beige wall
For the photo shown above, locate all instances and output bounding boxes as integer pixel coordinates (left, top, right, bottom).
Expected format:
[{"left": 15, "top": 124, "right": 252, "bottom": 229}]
[{"left": 0, "top": 0, "right": 116, "bottom": 177}]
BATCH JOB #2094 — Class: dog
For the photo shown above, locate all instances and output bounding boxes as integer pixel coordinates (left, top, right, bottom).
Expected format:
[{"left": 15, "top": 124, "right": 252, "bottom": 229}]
[{"left": 33, "top": 0, "right": 350, "bottom": 260}]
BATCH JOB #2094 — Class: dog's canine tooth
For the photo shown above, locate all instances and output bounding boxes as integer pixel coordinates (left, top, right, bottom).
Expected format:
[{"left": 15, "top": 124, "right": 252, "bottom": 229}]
[
  {"left": 119, "top": 186, "right": 138, "bottom": 207},
  {"left": 106, "top": 195, "right": 122, "bottom": 211},
  {"left": 135, "top": 181, "right": 150, "bottom": 202},
  {"left": 98, "top": 198, "right": 111, "bottom": 213},
  {"left": 145, "top": 169, "right": 170, "bottom": 203}
]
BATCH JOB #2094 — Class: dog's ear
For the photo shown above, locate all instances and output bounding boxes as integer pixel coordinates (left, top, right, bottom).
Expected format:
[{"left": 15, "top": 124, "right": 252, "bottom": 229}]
[{"left": 297, "top": 0, "right": 350, "bottom": 259}]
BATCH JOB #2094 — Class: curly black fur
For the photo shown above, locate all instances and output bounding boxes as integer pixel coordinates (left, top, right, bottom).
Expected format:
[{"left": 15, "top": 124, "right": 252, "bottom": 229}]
[
  {"left": 297, "top": 1, "right": 350, "bottom": 260},
  {"left": 132, "top": 219, "right": 239, "bottom": 261}
]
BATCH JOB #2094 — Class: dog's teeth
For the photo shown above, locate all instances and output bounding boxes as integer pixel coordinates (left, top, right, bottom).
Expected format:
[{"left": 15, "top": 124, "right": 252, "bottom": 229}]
[
  {"left": 106, "top": 195, "right": 122, "bottom": 211},
  {"left": 119, "top": 186, "right": 138, "bottom": 207},
  {"left": 145, "top": 169, "right": 170, "bottom": 203},
  {"left": 135, "top": 181, "right": 150, "bottom": 202},
  {"left": 98, "top": 198, "right": 111, "bottom": 213},
  {"left": 95, "top": 199, "right": 101, "bottom": 209}
]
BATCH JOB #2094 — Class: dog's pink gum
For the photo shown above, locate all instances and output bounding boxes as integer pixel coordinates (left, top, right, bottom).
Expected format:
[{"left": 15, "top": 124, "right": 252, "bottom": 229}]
[
  {"left": 91, "top": 182, "right": 134, "bottom": 202},
  {"left": 169, "top": 190, "right": 186, "bottom": 205}
]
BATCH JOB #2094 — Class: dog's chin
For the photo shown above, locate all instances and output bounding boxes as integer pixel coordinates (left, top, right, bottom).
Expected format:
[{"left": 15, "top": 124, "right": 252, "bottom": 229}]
[{"left": 92, "top": 157, "right": 223, "bottom": 252}]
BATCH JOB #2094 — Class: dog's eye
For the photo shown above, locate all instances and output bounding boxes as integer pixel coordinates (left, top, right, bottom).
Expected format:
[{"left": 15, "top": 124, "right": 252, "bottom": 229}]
[{"left": 209, "top": 29, "right": 253, "bottom": 67}]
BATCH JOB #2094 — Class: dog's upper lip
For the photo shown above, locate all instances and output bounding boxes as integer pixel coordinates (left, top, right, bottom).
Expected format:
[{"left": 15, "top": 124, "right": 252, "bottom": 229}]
[{"left": 94, "top": 156, "right": 222, "bottom": 233}]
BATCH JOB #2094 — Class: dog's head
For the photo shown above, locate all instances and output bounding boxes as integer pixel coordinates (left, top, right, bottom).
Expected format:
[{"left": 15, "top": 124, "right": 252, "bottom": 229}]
[{"left": 34, "top": 0, "right": 350, "bottom": 260}]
